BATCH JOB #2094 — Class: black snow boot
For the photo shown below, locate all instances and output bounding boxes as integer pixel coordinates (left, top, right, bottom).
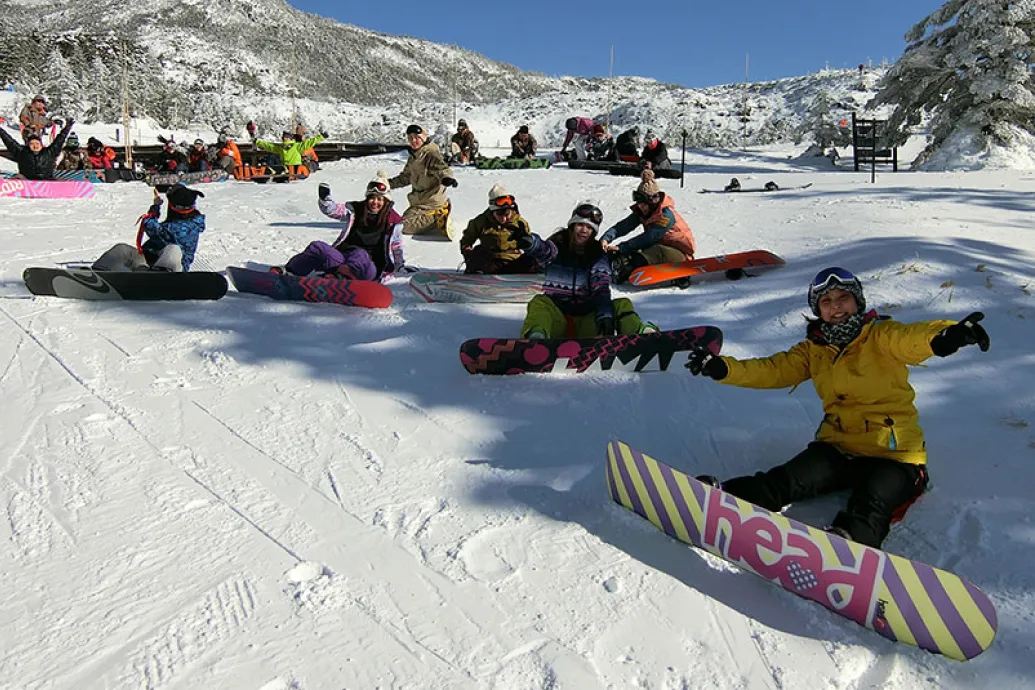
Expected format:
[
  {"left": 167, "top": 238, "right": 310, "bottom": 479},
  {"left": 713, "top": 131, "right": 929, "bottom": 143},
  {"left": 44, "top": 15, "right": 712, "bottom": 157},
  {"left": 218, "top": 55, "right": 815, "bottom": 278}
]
[{"left": 724, "top": 177, "right": 741, "bottom": 192}]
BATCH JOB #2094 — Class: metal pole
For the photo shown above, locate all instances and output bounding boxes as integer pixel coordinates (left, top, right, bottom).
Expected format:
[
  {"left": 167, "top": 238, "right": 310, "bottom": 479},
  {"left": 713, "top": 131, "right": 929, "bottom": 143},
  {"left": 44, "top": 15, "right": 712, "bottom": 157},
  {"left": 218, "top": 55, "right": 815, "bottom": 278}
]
[
  {"left": 120, "top": 40, "right": 133, "bottom": 167},
  {"left": 680, "top": 129, "right": 687, "bottom": 189},
  {"left": 871, "top": 119, "right": 876, "bottom": 184}
]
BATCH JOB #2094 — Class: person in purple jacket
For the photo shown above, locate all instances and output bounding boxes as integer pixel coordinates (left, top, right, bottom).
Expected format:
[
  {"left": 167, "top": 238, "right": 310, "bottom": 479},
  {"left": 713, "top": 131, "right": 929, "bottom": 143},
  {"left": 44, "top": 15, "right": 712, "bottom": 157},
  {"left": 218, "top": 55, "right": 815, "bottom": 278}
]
[
  {"left": 560, "top": 116, "right": 597, "bottom": 161},
  {"left": 272, "top": 173, "right": 406, "bottom": 282}
]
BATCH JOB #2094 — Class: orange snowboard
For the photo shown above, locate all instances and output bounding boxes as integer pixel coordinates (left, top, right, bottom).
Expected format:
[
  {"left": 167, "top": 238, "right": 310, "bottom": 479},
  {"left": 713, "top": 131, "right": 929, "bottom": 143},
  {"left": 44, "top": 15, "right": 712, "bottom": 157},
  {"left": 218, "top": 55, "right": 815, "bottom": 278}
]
[{"left": 627, "top": 249, "right": 786, "bottom": 288}]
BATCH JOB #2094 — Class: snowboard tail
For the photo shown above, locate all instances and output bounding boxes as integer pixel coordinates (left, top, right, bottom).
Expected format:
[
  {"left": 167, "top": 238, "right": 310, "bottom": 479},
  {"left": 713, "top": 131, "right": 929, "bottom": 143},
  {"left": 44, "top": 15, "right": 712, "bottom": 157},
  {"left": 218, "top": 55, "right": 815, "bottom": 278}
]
[
  {"left": 606, "top": 441, "right": 997, "bottom": 661},
  {"left": 227, "top": 266, "right": 392, "bottom": 309},
  {"left": 461, "top": 326, "right": 722, "bottom": 375},
  {"left": 22, "top": 267, "right": 227, "bottom": 300}
]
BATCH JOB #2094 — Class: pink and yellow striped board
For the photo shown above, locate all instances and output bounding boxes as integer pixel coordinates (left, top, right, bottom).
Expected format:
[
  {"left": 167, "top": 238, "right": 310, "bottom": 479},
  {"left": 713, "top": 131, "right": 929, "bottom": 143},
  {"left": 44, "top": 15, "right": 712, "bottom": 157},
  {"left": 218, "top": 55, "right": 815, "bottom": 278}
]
[
  {"left": 606, "top": 441, "right": 997, "bottom": 661},
  {"left": 0, "top": 178, "right": 96, "bottom": 199}
]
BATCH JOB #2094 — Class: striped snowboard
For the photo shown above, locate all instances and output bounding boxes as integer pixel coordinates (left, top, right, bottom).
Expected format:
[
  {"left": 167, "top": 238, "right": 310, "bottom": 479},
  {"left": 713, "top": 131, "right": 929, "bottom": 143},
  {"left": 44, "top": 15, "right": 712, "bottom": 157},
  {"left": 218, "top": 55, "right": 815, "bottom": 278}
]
[{"left": 606, "top": 441, "right": 997, "bottom": 661}]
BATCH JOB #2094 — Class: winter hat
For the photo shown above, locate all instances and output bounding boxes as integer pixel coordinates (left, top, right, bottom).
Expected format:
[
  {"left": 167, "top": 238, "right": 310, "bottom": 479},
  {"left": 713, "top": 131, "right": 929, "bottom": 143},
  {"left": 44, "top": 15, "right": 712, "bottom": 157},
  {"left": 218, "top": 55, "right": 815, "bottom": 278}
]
[
  {"left": 31, "top": 95, "right": 46, "bottom": 105},
  {"left": 365, "top": 171, "right": 392, "bottom": 201},
  {"left": 193, "top": 138, "right": 204, "bottom": 146},
  {"left": 87, "top": 137, "right": 102, "bottom": 150},
  {"left": 281, "top": 131, "right": 293, "bottom": 140},
  {"left": 807, "top": 267, "right": 866, "bottom": 316},
  {"left": 567, "top": 200, "right": 603, "bottom": 234},
  {"left": 64, "top": 133, "right": 79, "bottom": 149},
  {"left": 166, "top": 183, "right": 205, "bottom": 212},
  {"left": 24, "top": 132, "right": 41, "bottom": 143},
  {"left": 633, "top": 169, "right": 661, "bottom": 202},
  {"left": 565, "top": 117, "right": 578, "bottom": 131},
  {"left": 458, "top": 119, "right": 468, "bottom": 129},
  {"left": 593, "top": 124, "right": 605, "bottom": 136},
  {"left": 405, "top": 124, "right": 426, "bottom": 137},
  {"left": 518, "top": 125, "right": 529, "bottom": 135},
  {"left": 644, "top": 130, "right": 658, "bottom": 143},
  {"left": 487, "top": 183, "right": 516, "bottom": 211}
]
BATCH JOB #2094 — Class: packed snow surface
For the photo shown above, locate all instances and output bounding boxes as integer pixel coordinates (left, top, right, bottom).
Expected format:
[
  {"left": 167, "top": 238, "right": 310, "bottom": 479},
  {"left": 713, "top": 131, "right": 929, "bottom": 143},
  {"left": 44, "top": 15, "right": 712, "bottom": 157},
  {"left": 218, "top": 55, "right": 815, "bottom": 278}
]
[{"left": 1, "top": 144, "right": 1033, "bottom": 689}]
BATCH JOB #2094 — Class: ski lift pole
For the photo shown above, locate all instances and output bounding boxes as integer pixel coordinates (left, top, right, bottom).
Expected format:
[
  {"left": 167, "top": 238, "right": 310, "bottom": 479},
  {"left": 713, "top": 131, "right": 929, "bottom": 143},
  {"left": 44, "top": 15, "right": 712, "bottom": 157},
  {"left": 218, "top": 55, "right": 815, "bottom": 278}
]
[{"left": 680, "top": 129, "right": 687, "bottom": 189}]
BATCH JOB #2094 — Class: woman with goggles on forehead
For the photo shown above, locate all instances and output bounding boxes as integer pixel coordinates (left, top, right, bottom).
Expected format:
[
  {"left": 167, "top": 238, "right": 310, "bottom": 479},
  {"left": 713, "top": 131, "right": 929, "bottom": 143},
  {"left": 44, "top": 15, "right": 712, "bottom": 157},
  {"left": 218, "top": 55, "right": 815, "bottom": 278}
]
[
  {"left": 518, "top": 202, "right": 658, "bottom": 339},
  {"left": 600, "top": 169, "right": 696, "bottom": 284},
  {"left": 685, "top": 267, "right": 991, "bottom": 548},
  {"left": 270, "top": 173, "right": 405, "bottom": 282},
  {"left": 460, "top": 185, "right": 541, "bottom": 274}
]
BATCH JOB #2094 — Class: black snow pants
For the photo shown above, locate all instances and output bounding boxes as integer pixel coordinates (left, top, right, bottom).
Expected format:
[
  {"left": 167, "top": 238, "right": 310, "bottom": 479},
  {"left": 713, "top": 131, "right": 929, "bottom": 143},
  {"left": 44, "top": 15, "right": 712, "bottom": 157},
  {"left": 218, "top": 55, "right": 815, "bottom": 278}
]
[{"left": 720, "top": 441, "right": 928, "bottom": 548}]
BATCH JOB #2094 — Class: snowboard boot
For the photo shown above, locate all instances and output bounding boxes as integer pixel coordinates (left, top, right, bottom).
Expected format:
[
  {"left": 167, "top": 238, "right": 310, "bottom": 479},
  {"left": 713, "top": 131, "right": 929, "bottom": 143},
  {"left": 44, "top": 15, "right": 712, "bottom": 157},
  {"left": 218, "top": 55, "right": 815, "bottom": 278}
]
[
  {"left": 609, "top": 254, "right": 634, "bottom": 284},
  {"left": 724, "top": 177, "right": 741, "bottom": 192},
  {"left": 764, "top": 181, "right": 779, "bottom": 191},
  {"left": 268, "top": 265, "right": 287, "bottom": 276},
  {"left": 825, "top": 525, "right": 852, "bottom": 540},
  {"left": 638, "top": 321, "right": 660, "bottom": 334},
  {"left": 695, "top": 475, "right": 721, "bottom": 488},
  {"left": 431, "top": 201, "right": 454, "bottom": 241},
  {"left": 525, "top": 328, "right": 548, "bottom": 340}
]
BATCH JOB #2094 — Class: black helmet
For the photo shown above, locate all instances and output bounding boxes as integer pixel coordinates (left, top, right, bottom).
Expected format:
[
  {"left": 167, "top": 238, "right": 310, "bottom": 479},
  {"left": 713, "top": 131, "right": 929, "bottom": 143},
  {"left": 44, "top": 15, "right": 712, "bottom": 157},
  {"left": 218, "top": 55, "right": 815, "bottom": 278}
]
[{"left": 64, "top": 133, "right": 80, "bottom": 149}]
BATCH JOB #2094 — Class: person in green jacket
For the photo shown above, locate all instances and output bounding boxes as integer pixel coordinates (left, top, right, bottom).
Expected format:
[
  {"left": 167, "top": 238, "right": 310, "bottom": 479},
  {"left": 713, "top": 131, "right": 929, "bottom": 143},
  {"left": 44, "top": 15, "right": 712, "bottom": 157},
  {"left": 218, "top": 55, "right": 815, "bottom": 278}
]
[{"left": 254, "top": 130, "right": 325, "bottom": 175}]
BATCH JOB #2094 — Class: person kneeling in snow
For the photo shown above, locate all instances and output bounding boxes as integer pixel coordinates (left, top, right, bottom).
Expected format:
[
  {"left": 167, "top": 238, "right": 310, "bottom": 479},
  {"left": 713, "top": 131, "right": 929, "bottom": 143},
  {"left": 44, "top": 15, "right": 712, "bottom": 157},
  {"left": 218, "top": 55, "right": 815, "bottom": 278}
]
[
  {"left": 460, "top": 184, "right": 541, "bottom": 275},
  {"left": 685, "top": 267, "right": 991, "bottom": 548},
  {"left": 93, "top": 184, "right": 207, "bottom": 272},
  {"left": 271, "top": 173, "right": 405, "bottom": 282},
  {"left": 518, "top": 202, "right": 658, "bottom": 339},
  {"left": 602, "top": 169, "right": 696, "bottom": 283}
]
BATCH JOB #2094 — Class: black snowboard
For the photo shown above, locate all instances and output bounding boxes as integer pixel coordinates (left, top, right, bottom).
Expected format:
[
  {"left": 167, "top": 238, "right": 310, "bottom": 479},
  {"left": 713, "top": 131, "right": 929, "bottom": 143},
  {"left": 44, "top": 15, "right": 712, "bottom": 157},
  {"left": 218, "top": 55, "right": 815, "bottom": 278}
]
[
  {"left": 23, "top": 267, "right": 228, "bottom": 301},
  {"left": 568, "top": 159, "right": 682, "bottom": 179},
  {"left": 699, "top": 183, "right": 813, "bottom": 194}
]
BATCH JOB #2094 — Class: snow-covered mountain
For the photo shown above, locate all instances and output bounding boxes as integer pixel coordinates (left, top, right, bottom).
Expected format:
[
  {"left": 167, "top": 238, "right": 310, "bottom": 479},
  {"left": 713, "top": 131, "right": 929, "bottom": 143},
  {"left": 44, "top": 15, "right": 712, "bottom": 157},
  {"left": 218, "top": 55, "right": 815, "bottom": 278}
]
[{"left": 0, "top": 0, "right": 889, "bottom": 151}]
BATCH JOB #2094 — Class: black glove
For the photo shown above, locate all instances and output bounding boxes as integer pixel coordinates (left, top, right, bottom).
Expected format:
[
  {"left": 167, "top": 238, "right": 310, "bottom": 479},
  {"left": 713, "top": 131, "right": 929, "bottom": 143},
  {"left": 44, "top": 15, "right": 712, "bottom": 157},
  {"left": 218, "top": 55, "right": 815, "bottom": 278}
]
[
  {"left": 52, "top": 118, "right": 63, "bottom": 127},
  {"left": 318, "top": 183, "right": 331, "bottom": 200},
  {"left": 442, "top": 177, "right": 458, "bottom": 188},
  {"left": 685, "top": 347, "right": 728, "bottom": 380},
  {"left": 515, "top": 234, "right": 535, "bottom": 251},
  {"left": 930, "top": 311, "right": 990, "bottom": 357},
  {"left": 319, "top": 130, "right": 328, "bottom": 138},
  {"left": 596, "top": 316, "right": 615, "bottom": 337}
]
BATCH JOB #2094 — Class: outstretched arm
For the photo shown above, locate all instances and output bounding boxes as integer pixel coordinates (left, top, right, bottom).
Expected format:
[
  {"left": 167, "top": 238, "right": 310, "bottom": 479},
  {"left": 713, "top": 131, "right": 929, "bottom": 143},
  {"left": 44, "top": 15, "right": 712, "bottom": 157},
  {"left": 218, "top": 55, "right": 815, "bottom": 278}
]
[{"left": 0, "top": 127, "right": 23, "bottom": 154}]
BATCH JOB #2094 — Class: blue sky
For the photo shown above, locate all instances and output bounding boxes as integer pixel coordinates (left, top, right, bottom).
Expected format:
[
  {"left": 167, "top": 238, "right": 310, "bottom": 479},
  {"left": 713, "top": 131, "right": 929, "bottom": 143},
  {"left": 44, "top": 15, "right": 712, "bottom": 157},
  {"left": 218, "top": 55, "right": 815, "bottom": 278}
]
[{"left": 287, "top": 0, "right": 946, "bottom": 88}]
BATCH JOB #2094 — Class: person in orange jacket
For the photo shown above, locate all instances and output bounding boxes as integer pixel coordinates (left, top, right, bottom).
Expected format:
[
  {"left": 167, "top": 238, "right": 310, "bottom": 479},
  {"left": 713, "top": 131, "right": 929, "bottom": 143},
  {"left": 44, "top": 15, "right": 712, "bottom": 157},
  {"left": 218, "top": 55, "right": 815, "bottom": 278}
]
[{"left": 215, "top": 132, "right": 242, "bottom": 173}]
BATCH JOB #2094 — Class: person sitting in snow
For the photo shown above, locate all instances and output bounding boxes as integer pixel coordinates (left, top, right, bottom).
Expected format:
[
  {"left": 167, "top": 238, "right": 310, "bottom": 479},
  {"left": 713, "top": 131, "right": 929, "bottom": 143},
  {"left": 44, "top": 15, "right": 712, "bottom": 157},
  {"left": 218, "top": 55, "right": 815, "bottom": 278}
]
[
  {"left": 685, "top": 267, "right": 991, "bottom": 548},
  {"left": 92, "top": 184, "right": 207, "bottom": 272},
  {"left": 254, "top": 129, "right": 325, "bottom": 176},
  {"left": 157, "top": 138, "right": 188, "bottom": 173},
  {"left": 460, "top": 184, "right": 540, "bottom": 274},
  {"left": 601, "top": 170, "right": 696, "bottom": 283},
  {"left": 271, "top": 173, "right": 405, "bottom": 283},
  {"left": 517, "top": 201, "right": 658, "bottom": 339},
  {"left": 56, "top": 133, "right": 91, "bottom": 171},
  {"left": 509, "top": 125, "right": 537, "bottom": 159},
  {"left": 388, "top": 124, "right": 457, "bottom": 239},
  {"left": 449, "top": 119, "right": 479, "bottom": 165},
  {"left": 615, "top": 127, "right": 641, "bottom": 161},
  {"left": 586, "top": 124, "right": 616, "bottom": 161},
  {"left": 639, "top": 130, "right": 672, "bottom": 170},
  {"left": 214, "top": 132, "right": 242, "bottom": 174},
  {"left": 560, "top": 116, "right": 596, "bottom": 161},
  {"left": 0, "top": 117, "right": 74, "bottom": 180},
  {"left": 86, "top": 137, "right": 116, "bottom": 169},
  {"left": 187, "top": 139, "right": 210, "bottom": 172}
]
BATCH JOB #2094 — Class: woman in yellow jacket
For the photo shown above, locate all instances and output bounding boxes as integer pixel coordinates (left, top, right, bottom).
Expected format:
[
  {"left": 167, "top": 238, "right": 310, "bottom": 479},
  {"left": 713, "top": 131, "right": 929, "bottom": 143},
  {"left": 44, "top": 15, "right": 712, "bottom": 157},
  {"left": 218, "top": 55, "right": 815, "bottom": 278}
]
[{"left": 685, "top": 267, "right": 990, "bottom": 548}]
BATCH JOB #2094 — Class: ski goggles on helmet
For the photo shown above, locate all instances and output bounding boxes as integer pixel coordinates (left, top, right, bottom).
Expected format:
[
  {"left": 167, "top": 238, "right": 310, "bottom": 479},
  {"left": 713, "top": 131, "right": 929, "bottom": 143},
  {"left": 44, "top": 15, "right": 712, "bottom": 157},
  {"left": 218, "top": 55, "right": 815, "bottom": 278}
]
[
  {"left": 572, "top": 203, "right": 603, "bottom": 226},
  {"left": 808, "top": 267, "right": 860, "bottom": 304},
  {"left": 366, "top": 180, "right": 389, "bottom": 194},
  {"left": 490, "top": 195, "right": 517, "bottom": 210}
]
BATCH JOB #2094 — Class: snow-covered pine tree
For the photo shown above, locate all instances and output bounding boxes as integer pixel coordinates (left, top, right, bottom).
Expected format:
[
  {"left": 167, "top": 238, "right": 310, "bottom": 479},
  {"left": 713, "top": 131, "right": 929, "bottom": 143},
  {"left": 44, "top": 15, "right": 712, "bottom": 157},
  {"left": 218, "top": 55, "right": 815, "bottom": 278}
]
[
  {"left": 795, "top": 89, "right": 851, "bottom": 151},
  {"left": 871, "top": 0, "right": 1035, "bottom": 167},
  {"left": 41, "top": 46, "right": 84, "bottom": 117}
]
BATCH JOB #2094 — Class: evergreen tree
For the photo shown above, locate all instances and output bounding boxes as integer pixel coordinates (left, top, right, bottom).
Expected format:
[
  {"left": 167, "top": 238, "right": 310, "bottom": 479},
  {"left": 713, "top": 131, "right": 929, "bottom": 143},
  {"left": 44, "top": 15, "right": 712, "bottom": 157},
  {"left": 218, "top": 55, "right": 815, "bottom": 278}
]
[
  {"left": 871, "top": 0, "right": 1035, "bottom": 166},
  {"left": 41, "top": 47, "right": 84, "bottom": 116},
  {"left": 795, "top": 89, "right": 851, "bottom": 150}
]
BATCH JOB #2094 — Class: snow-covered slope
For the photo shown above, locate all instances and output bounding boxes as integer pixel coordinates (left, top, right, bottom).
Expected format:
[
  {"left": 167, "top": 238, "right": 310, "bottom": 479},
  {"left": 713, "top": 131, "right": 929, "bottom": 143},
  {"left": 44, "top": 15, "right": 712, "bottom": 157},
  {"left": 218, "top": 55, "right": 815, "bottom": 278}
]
[{"left": 1, "top": 148, "right": 1033, "bottom": 688}]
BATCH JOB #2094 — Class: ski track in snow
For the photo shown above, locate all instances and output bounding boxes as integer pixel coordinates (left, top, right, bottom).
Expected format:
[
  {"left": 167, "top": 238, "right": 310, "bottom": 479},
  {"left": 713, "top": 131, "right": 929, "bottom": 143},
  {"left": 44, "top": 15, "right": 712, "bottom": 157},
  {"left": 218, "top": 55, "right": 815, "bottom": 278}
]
[{"left": 2, "top": 147, "right": 1035, "bottom": 688}]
